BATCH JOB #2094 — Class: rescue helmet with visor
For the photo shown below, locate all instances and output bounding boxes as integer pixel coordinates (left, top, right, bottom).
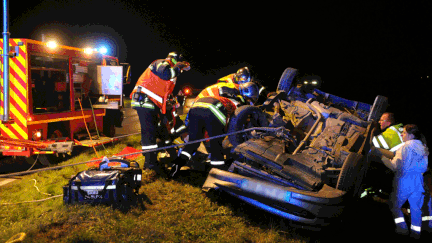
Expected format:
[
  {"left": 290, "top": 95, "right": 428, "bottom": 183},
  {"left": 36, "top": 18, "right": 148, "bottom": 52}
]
[
  {"left": 167, "top": 52, "right": 183, "bottom": 65},
  {"left": 233, "top": 67, "right": 252, "bottom": 84}
]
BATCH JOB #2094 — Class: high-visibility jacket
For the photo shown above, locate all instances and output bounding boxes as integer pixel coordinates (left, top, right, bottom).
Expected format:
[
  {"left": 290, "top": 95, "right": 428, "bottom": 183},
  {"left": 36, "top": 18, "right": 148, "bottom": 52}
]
[
  {"left": 191, "top": 96, "right": 238, "bottom": 127},
  {"left": 130, "top": 59, "right": 179, "bottom": 114},
  {"left": 194, "top": 82, "right": 243, "bottom": 104},
  {"left": 217, "top": 73, "right": 239, "bottom": 88},
  {"left": 372, "top": 123, "right": 404, "bottom": 152}
]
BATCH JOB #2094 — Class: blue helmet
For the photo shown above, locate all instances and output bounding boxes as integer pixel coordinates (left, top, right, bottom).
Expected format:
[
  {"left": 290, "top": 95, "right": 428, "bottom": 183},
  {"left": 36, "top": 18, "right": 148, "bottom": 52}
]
[{"left": 233, "top": 67, "right": 252, "bottom": 84}]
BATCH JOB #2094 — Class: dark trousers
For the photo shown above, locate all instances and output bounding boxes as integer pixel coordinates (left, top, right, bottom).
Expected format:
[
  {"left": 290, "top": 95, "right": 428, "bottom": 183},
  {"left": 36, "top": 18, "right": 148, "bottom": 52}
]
[
  {"left": 134, "top": 106, "right": 160, "bottom": 169},
  {"left": 182, "top": 106, "right": 226, "bottom": 164}
]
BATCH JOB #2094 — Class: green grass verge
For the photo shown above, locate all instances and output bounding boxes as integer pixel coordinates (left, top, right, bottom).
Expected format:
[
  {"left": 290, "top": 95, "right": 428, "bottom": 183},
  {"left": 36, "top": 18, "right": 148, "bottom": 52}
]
[{"left": 0, "top": 134, "right": 314, "bottom": 243}]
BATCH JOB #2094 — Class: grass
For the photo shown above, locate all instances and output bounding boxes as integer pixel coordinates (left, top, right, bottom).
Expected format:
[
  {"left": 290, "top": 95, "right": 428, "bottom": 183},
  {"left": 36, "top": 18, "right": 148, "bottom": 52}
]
[
  {"left": 0, "top": 134, "right": 316, "bottom": 243},
  {"left": 0, "top": 101, "right": 405, "bottom": 242}
]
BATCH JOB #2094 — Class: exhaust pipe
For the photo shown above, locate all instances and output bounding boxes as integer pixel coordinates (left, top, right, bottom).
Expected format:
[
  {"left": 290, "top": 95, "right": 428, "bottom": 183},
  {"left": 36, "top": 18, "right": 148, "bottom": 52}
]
[{"left": 2, "top": 0, "right": 10, "bottom": 122}]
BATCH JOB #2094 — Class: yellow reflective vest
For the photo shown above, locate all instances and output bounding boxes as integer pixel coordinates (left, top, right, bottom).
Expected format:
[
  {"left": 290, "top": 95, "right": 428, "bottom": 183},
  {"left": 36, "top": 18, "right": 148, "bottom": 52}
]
[{"left": 372, "top": 123, "right": 404, "bottom": 152}]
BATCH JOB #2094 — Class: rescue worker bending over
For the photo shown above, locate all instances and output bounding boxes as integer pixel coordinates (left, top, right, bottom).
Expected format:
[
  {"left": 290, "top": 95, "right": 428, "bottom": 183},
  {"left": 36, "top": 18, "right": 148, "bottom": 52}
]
[
  {"left": 217, "top": 66, "right": 253, "bottom": 88},
  {"left": 223, "top": 66, "right": 268, "bottom": 105},
  {"left": 195, "top": 66, "right": 254, "bottom": 104},
  {"left": 195, "top": 80, "right": 245, "bottom": 104},
  {"left": 130, "top": 52, "right": 190, "bottom": 174},
  {"left": 167, "top": 82, "right": 260, "bottom": 179}
]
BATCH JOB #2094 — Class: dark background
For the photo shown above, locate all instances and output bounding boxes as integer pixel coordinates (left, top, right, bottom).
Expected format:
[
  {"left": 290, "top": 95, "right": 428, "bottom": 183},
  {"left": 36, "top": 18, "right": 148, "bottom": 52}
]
[{"left": 7, "top": 0, "right": 432, "bottom": 139}]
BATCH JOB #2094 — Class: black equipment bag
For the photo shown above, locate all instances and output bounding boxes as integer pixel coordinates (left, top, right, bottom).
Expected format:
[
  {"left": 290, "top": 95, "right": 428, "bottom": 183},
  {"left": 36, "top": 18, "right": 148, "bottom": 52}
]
[{"left": 63, "top": 158, "right": 142, "bottom": 205}]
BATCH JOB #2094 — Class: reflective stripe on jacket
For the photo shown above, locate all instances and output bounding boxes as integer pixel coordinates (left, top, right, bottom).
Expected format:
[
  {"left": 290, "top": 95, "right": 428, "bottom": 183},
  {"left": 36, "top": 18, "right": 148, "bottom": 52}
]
[
  {"left": 131, "top": 100, "right": 155, "bottom": 109},
  {"left": 372, "top": 123, "right": 404, "bottom": 152},
  {"left": 217, "top": 73, "right": 239, "bottom": 88},
  {"left": 195, "top": 82, "right": 241, "bottom": 101},
  {"left": 130, "top": 59, "right": 177, "bottom": 114},
  {"left": 191, "top": 96, "right": 237, "bottom": 126}
]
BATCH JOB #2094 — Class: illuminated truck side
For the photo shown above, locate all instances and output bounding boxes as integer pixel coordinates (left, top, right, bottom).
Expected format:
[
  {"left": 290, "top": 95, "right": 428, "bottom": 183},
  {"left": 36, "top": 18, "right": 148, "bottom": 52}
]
[{"left": 1, "top": 38, "right": 130, "bottom": 157}]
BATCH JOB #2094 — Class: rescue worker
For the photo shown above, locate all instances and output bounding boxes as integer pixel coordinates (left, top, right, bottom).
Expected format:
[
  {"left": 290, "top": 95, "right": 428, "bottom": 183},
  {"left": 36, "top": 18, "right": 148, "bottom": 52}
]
[
  {"left": 363, "top": 112, "right": 404, "bottom": 197},
  {"left": 373, "top": 112, "right": 404, "bottom": 152},
  {"left": 167, "top": 82, "right": 260, "bottom": 179},
  {"left": 381, "top": 124, "right": 429, "bottom": 239},
  {"left": 217, "top": 66, "right": 253, "bottom": 88},
  {"left": 195, "top": 79, "right": 244, "bottom": 104},
  {"left": 130, "top": 52, "right": 190, "bottom": 174},
  {"left": 195, "top": 66, "right": 255, "bottom": 104}
]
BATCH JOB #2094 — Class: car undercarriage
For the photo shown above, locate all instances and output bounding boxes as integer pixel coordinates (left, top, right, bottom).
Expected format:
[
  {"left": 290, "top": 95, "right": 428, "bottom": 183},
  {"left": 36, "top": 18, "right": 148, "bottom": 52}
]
[{"left": 202, "top": 67, "right": 388, "bottom": 228}]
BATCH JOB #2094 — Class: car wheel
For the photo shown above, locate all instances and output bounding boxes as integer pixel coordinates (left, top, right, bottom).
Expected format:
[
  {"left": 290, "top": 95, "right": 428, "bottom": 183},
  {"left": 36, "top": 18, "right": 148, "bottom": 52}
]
[
  {"left": 367, "top": 95, "right": 388, "bottom": 122},
  {"left": 336, "top": 152, "right": 368, "bottom": 196},
  {"left": 228, "top": 105, "right": 269, "bottom": 148},
  {"left": 277, "top": 67, "right": 298, "bottom": 93}
]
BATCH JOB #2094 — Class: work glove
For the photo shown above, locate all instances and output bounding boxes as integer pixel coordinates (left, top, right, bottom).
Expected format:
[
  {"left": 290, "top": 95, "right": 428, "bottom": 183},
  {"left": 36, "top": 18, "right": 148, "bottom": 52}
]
[{"left": 174, "top": 61, "right": 191, "bottom": 71}]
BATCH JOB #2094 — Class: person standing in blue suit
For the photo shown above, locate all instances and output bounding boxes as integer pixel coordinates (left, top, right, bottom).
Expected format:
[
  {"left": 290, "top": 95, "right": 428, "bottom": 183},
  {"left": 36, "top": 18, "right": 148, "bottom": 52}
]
[{"left": 381, "top": 124, "right": 429, "bottom": 239}]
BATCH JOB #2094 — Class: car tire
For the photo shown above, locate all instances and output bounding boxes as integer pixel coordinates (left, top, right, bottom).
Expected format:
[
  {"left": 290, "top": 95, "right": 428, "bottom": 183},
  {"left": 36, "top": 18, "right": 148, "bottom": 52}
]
[
  {"left": 277, "top": 67, "right": 298, "bottom": 93},
  {"left": 228, "top": 105, "right": 269, "bottom": 148},
  {"left": 367, "top": 95, "right": 388, "bottom": 122},
  {"left": 336, "top": 152, "right": 368, "bottom": 196}
]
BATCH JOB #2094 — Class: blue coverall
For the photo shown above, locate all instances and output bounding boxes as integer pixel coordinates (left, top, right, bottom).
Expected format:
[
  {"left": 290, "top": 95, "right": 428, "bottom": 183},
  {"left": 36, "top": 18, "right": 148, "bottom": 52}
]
[{"left": 388, "top": 139, "right": 428, "bottom": 237}]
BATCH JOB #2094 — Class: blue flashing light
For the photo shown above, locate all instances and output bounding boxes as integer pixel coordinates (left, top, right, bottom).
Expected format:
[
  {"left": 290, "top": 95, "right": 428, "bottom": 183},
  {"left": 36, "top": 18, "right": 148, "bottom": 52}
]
[{"left": 99, "top": 47, "right": 108, "bottom": 55}]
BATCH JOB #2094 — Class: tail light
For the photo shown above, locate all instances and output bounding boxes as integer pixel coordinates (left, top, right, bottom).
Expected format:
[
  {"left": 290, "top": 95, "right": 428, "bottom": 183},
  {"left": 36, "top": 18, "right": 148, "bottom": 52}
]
[{"left": 32, "top": 129, "right": 42, "bottom": 141}]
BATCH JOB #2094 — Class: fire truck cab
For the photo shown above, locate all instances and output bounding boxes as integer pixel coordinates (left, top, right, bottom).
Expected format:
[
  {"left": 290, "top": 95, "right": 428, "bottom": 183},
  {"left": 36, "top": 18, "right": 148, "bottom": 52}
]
[{"left": 1, "top": 39, "right": 131, "bottom": 157}]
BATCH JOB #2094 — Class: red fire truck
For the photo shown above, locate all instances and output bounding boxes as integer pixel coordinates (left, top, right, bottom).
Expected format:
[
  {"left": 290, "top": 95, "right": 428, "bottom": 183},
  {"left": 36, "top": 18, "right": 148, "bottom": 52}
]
[{"left": 1, "top": 38, "right": 130, "bottom": 158}]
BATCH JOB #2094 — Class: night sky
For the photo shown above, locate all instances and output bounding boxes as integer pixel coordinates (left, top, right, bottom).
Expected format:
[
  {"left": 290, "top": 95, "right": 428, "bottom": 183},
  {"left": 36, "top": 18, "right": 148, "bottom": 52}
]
[{"left": 7, "top": 0, "right": 432, "bottom": 139}]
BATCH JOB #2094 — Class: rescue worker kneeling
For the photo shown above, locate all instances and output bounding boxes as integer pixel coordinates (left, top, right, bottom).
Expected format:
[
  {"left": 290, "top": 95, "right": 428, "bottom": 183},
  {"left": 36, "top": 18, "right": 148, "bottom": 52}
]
[{"left": 167, "top": 82, "right": 259, "bottom": 179}]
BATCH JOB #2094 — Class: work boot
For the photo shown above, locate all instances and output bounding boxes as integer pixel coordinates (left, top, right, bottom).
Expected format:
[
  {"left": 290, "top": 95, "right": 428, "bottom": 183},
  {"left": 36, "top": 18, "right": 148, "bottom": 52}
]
[
  {"left": 395, "top": 225, "right": 409, "bottom": 236},
  {"left": 144, "top": 151, "right": 166, "bottom": 176},
  {"left": 410, "top": 231, "right": 421, "bottom": 240}
]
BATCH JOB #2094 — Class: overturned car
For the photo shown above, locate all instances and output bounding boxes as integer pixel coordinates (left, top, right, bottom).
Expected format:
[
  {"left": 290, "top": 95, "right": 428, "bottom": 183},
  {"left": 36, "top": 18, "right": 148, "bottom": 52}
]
[{"left": 202, "top": 67, "right": 388, "bottom": 228}]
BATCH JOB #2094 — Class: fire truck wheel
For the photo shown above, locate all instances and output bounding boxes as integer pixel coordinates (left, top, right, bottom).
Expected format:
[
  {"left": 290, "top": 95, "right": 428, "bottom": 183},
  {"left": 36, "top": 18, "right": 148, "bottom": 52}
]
[
  {"left": 47, "top": 123, "right": 68, "bottom": 140},
  {"left": 50, "top": 130, "right": 64, "bottom": 139},
  {"left": 103, "top": 122, "right": 116, "bottom": 137}
]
